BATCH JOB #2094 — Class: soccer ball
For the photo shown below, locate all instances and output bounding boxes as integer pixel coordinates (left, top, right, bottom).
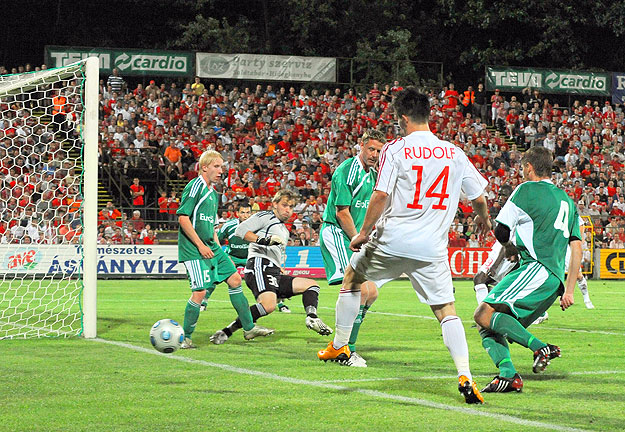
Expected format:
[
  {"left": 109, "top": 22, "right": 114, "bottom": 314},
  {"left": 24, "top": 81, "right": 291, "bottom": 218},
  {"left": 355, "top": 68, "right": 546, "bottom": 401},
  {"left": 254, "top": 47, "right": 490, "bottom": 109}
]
[{"left": 150, "top": 319, "right": 184, "bottom": 353}]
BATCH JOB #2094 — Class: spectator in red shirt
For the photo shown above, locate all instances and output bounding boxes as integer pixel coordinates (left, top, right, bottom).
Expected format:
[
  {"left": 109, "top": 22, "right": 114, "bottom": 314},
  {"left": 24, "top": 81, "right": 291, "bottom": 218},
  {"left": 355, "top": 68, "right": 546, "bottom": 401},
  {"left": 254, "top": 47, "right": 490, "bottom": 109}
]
[
  {"left": 99, "top": 201, "right": 122, "bottom": 222},
  {"left": 130, "top": 177, "right": 145, "bottom": 206},
  {"left": 167, "top": 190, "right": 180, "bottom": 227},
  {"left": 444, "top": 83, "right": 460, "bottom": 110},
  {"left": 157, "top": 190, "right": 169, "bottom": 229},
  {"left": 142, "top": 229, "right": 158, "bottom": 245},
  {"left": 130, "top": 210, "right": 145, "bottom": 232}
]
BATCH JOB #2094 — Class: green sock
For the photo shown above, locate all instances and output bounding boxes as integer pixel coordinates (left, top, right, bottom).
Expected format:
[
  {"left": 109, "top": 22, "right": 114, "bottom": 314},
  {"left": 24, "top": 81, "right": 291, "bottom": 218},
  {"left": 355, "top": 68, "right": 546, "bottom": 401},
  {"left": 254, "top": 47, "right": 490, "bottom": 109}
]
[
  {"left": 228, "top": 286, "right": 254, "bottom": 331},
  {"left": 479, "top": 328, "right": 517, "bottom": 378},
  {"left": 277, "top": 301, "right": 285, "bottom": 308},
  {"left": 348, "top": 305, "right": 367, "bottom": 352},
  {"left": 490, "top": 312, "right": 547, "bottom": 352},
  {"left": 183, "top": 299, "right": 201, "bottom": 338},
  {"left": 201, "top": 285, "right": 216, "bottom": 307}
]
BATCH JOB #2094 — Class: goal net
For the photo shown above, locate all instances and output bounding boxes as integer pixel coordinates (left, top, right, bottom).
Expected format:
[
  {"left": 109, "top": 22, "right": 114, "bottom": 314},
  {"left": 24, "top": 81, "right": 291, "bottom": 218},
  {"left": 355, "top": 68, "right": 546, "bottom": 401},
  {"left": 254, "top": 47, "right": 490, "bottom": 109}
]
[{"left": 0, "top": 58, "right": 98, "bottom": 339}]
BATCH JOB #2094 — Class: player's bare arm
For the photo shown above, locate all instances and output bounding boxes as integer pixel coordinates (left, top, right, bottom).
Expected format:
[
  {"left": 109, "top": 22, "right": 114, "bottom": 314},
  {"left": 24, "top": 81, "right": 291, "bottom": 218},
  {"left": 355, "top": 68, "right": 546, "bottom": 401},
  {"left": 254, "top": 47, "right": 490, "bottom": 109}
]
[
  {"left": 471, "top": 195, "right": 492, "bottom": 235},
  {"left": 336, "top": 205, "right": 358, "bottom": 239},
  {"left": 178, "top": 215, "right": 214, "bottom": 259},
  {"left": 350, "top": 190, "right": 388, "bottom": 252},
  {"left": 561, "top": 239, "right": 582, "bottom": 311},
  {"left": 502, "top": 243, "right": 519, "bottom": 263},
  {"left": 487, "top": 246, "right": 508, "bottom": 278}
]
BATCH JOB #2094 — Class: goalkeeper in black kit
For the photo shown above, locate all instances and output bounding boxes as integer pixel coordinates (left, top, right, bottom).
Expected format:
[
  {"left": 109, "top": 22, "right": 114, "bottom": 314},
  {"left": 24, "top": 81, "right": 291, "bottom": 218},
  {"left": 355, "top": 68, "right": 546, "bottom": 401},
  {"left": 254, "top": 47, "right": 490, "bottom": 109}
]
[{"left": 210, "top": 190, "right": 333, "bottom": 344}]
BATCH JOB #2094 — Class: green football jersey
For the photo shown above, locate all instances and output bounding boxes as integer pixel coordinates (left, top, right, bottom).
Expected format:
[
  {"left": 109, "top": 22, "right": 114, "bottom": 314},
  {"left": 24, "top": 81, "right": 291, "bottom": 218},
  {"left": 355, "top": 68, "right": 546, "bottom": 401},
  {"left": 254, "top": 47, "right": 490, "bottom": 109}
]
[
  {"left": 496, "top": 179, "right": 581, "bottom": 283},
  {"left": 218, "top": 218, "right": 249, "bottom": 260},
  {"left": 176, "top": 176, "right": 220, "bottom": 262},
  {"left": 322, "top": 156, "right": 377, "bottom": 236}
]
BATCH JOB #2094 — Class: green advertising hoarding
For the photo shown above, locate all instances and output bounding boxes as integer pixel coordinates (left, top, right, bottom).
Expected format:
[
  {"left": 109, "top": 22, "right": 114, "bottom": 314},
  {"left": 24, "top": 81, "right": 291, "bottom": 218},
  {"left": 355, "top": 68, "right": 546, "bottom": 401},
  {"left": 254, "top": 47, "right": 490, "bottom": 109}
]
[
  {"left": 486, "top": 66, "right": 610, "bottom": 96},
  {"left": 45, "top": 46, "right": 193, "bottom": 77}
]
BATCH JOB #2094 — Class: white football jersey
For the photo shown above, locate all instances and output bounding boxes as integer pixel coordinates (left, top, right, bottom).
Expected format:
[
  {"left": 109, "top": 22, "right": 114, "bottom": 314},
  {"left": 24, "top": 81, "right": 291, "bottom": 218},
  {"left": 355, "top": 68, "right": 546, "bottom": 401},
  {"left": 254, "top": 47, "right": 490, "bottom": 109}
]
[
  {"left": 564, "top": 216, "right": 585, "bottom": 272},
  {"left": 372, "top": 131, "right": 487, "bottom": 261}
]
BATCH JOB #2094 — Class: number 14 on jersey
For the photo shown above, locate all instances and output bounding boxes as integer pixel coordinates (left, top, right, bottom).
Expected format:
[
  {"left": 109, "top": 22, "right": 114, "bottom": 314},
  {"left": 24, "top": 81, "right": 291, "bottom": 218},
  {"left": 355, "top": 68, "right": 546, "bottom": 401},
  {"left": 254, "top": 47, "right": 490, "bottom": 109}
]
[{"left": 407, "top": 165, "right": 450, "bottom": 210}]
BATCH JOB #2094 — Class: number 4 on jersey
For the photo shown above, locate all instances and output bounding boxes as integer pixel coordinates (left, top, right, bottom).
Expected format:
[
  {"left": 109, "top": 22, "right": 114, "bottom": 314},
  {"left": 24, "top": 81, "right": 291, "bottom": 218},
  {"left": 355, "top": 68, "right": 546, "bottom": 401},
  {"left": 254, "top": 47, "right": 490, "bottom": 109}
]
[
  {"left": 553, "top": 201, "right": 570, "bottom": 238},
  {"left": 407, "top": 165, "right": 450, "bottom": 210}
]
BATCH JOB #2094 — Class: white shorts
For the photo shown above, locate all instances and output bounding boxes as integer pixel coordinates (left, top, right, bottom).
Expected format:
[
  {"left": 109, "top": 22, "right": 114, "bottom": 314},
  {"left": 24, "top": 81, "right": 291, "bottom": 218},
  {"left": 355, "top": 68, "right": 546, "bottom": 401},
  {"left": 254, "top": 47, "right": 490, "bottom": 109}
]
[
  {"left": 478, "top": 242, "right": 516, "bottom": 283},
  {"left": 350, "top": 243, "right": 455, "bottom": 306}
]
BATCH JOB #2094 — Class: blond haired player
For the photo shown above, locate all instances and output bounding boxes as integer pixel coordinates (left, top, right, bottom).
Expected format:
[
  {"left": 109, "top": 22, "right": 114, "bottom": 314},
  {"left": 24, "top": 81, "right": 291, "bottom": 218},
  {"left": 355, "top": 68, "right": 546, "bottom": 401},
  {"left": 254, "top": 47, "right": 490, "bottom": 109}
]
[
  {"left": 177, "top": 150, "right": 272, "bottom": 348},
  {"left": 318, "top": 88, "right": 491, "bottom": 404}
]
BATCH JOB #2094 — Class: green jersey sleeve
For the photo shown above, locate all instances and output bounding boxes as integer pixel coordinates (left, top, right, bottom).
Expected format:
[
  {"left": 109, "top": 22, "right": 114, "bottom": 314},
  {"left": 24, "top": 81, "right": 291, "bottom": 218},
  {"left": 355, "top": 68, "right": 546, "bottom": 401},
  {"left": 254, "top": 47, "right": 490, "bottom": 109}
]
[
  {"left": 218, "top": 220, "right": 236, "bottom": 243},
  {"left": 176, "top": 181, "right": 197, "bottom": 216}
]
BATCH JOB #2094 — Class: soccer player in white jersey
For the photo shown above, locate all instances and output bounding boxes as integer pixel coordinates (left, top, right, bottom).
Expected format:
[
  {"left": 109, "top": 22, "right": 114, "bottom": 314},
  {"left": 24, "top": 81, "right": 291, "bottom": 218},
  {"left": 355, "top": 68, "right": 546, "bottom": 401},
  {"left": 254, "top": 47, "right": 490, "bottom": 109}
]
[
  {"left": 317, "top": 88, "right": 491, "bottom": 404},
  {"left": 565, "top": 220, "right": 594, "bottom": 309},
  {"left": 474, "top": 192, "right": 519, "bottom": 305},
  {"left": 474, "top": 239, "right": 519, "bottom": 304}
]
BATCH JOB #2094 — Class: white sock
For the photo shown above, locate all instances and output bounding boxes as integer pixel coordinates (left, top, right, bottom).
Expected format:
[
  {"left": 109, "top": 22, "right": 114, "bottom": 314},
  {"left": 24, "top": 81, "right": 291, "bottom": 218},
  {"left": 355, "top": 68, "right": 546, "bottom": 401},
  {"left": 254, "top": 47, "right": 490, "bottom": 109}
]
[
  {"left": 441, "top": 315, "right": 471, "bottom": 380},
  {"left": 578, "top": 277, "right": 591, "bottom": 302},
  {"left": 474, "top": 283, "right": 488, "bottom": 304},
  {"left": 333, "top": 290, "right": 361, "bottom": 349}
]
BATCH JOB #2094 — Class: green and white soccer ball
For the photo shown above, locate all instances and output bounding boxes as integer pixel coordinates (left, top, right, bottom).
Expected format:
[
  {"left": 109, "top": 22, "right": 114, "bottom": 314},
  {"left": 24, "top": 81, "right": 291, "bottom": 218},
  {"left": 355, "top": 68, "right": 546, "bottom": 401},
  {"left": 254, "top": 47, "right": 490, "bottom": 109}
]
[{"left": 150, "top": 319, "right": 184, "bottom": 353}]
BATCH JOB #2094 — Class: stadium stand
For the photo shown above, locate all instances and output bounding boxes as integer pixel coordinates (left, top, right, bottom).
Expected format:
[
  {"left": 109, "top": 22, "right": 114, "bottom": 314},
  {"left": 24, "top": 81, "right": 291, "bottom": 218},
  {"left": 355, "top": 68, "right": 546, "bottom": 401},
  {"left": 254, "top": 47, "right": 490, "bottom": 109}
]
[{"left": 0, "top": 63, "right": 614, "bottom": 266}]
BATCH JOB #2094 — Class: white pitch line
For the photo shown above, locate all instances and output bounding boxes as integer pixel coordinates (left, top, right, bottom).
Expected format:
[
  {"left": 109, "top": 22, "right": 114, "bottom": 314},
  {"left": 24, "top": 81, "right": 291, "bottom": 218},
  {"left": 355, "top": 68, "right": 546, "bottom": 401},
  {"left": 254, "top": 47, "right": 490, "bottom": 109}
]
[
  {"left": 103, "top": 301, "right": 625, "bottom": 336},
  {"left": 320, "top": 370, "right": 625, "bottom": 383},
  {"left": 93, "top": 337, "right": 589, "bottom": 432},
  {"left": 546, "top": 327, "right": 625, "bottom": 336},
  {"left": 319, "top": 306, "right": 625, "bottom": 336}
]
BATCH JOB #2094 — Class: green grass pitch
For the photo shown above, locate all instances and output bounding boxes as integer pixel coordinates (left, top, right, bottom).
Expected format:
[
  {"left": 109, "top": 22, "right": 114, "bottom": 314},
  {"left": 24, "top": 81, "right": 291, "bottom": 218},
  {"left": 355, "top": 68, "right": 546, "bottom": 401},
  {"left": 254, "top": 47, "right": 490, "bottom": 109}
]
[{"left": 0, "top": 279, "right": 623, "bottom": 431}]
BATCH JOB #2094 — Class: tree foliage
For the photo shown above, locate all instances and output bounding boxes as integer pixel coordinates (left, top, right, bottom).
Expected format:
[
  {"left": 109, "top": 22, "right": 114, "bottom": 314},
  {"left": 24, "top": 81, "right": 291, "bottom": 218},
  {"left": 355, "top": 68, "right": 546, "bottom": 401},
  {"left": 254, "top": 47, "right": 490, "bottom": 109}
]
[
  {"left": 5, "top": 0, "right": 625, "bottom": 86},
  {"left": 168, "top": 15, "right": 253, "bottom": 53}
]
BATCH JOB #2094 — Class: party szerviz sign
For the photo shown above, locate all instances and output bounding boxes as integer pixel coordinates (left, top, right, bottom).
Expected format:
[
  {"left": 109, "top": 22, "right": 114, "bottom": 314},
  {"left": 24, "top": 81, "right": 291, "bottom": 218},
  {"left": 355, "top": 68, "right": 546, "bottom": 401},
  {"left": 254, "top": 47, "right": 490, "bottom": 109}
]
[
  {"left": 486, "top": 66, "right": 610, "bottom": 96},
  {"left": 45, "top": 46, "right": 193, "bottom": 76}
]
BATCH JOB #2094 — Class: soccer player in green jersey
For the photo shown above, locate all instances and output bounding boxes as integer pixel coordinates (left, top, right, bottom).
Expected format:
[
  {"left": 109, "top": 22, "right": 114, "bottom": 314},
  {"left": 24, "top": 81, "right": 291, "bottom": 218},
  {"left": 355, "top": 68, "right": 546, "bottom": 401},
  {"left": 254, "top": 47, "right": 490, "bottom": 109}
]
[
  {"left": 177, "top": 150, "right": 273, "bottom": 348},
  {"left": 474, "top": 147, "right": 582, "bottom": 392},
  {"left": 319, "top": 129, "right": 385, "bottom": 367}
]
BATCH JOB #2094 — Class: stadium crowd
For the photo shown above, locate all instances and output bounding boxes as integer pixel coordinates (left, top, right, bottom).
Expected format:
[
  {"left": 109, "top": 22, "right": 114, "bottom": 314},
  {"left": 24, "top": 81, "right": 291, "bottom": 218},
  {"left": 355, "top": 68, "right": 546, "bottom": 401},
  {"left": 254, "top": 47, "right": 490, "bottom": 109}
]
[
  {"left": 0, "top": 62, "right": 83, "bottom": 246},
  {"left": 0, "top": 62, "right": 619, "bottom": 262}
]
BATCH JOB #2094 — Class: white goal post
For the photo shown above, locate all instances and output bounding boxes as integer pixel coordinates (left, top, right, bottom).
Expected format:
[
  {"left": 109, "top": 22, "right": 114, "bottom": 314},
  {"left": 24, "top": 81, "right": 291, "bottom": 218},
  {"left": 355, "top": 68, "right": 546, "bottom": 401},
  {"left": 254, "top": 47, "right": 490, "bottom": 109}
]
[{"left": 0, "top": 57, "right": 98, "bottom": 339}]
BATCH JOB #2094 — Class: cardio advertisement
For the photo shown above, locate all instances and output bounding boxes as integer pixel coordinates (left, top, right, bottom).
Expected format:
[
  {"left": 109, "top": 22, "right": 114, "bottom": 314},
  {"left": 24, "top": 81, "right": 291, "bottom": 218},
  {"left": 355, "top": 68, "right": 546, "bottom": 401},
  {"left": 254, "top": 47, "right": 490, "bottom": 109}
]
[
  {"left": 0, "top": 245, "right": 489, "bottom": 279},
  {"left": 44, "top": 45, "right": 194, "bottom": 77}
]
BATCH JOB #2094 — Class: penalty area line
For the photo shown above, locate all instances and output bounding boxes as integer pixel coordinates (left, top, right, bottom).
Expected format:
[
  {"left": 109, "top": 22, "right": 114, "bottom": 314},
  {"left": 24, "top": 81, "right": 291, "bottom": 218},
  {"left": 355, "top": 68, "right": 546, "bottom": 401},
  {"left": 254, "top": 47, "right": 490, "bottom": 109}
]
[{"left": 93, "top": 337, "right": 589, "bottom": 432}]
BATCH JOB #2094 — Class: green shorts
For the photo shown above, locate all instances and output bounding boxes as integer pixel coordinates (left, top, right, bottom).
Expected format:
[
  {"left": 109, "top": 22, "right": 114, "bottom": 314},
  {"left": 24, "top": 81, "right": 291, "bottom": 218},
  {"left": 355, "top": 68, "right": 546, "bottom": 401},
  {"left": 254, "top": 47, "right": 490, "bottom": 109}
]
[
  {"left": 183, "top": 258, "right": 217, "bottom": 292},
  {"left": 484, "top": 261, "right": 563, "bottom": 327},
  {"left": 228, "top": 255, "right": 247, "bottom": 268},
  {"left": 183, "top": 248, "right": 238, "bottom": 292},
  {"left": 320, "top": 223, "right": 352, "bottom": 285}
]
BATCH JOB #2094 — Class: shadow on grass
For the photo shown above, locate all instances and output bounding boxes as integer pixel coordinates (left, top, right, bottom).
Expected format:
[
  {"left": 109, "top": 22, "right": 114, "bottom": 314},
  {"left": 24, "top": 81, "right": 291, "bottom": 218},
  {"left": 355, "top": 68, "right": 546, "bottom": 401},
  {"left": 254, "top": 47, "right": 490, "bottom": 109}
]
[{"left": 98, "top": 317, "right": 132, "bottom": 336}]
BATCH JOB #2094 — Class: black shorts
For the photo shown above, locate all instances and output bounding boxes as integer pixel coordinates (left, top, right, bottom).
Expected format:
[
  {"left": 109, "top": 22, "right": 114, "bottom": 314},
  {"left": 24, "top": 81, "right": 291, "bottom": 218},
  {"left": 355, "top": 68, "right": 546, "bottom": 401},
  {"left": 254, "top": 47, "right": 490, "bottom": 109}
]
[{"left": 244, "top": 257, "right": 294, "bottom": 299}]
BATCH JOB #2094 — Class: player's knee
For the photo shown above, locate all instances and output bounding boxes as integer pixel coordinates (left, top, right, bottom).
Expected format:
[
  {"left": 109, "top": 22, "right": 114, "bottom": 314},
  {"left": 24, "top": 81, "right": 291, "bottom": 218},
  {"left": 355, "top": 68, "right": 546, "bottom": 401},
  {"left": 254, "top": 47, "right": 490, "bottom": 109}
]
[
  {"left": 191, "top": 290, "right": 205, "bottom": 303},
  {"left": 362, "top": 282, "right": 378, "bottom": 303},
  {"left": 473, "top": 303, "right": 491, "bottom": 328},
  {"left": 473, "top": 272, "right": 487, "bottom": 286},
  {"left": 260, "top": 299, "right": 276, "bottom": 314},
  {"left": 344, "top": 264, "right": 365, "bottom": 288},
  {"left": 227, "top": 272, "right": 242, "bottom": 287}
]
